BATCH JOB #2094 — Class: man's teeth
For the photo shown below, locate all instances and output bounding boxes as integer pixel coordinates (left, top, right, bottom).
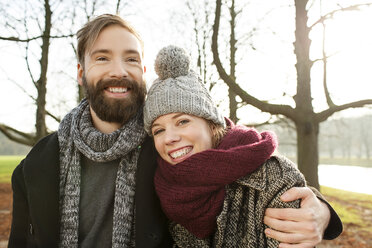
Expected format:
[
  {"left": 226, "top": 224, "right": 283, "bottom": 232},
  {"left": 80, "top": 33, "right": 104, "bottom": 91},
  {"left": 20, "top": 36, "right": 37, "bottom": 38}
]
[
  {"left": 108, "top": 87, "right": 128, "bottom": 93},
  {"left": 170, "top": 147, "right": 192, "bottom": 159}
]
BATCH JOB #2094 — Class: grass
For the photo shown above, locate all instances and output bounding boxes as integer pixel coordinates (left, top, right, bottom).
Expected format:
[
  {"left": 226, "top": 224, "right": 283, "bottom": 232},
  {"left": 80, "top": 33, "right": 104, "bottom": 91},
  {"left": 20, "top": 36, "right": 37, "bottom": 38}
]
[
  {"left": 0, "top": 155, "right": 24, "bottom": 183},
  {"left": 321, "top": 186, "right": 372, "bottom": 232}
]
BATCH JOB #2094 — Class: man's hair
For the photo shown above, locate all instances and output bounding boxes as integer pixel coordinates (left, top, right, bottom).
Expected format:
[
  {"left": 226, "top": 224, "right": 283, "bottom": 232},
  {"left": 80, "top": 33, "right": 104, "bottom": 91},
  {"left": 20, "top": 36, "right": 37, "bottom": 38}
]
[{"left": 77, "top": 14, "right": 144, "bottom": 67}]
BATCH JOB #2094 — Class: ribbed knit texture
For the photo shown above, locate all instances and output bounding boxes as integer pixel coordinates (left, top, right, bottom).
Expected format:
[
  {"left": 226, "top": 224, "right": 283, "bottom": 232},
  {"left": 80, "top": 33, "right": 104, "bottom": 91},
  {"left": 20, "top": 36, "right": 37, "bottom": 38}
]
[
  {"left": 143, "top": 45, "right": 225, "bottom": 133},
  {"left": 154, "top": 119, "right": 278, "bottom": 238},
  {"left": 169, "top": 156, "right": 306, "bottom": 248},
  {"left": 58, "top": 99, "right": 146, "bottom": 248}
]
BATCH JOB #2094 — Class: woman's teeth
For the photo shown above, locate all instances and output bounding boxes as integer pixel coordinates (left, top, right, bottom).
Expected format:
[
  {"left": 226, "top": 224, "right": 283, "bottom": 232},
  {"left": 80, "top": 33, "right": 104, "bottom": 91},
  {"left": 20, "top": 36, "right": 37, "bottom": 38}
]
[{"left": 170, "top": 147, "right": 192, "bottom": 159}]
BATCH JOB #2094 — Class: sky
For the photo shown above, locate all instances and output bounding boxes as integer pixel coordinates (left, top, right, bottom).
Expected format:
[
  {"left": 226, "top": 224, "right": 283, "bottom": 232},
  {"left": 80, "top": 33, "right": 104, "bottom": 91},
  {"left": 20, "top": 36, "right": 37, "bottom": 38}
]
[{"left": 0, "top": 0, "right": 372, "bottom": 133}]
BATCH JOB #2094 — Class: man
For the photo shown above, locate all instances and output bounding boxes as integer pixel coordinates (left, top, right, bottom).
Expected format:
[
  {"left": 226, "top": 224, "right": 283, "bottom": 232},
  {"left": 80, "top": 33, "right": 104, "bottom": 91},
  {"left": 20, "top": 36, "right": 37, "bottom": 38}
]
[{"left": 8, "top": 14, "right": 341, "bottom": 248}]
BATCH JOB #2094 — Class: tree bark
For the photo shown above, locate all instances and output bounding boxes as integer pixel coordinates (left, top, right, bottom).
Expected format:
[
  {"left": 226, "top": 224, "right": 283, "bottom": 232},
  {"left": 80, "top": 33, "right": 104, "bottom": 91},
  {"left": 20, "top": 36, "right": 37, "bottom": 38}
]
[
  {"left": 293, "top": 0, "right": 319, "bottom": 188},
  {"left": 229, "top": 0, "right": 238, "bottom": 123},
  {"left": 35, "top": 0, "right": 51, "bottom": 142},
  {"left": 296, "top": 119, "right": 320, "bottom": 189}
]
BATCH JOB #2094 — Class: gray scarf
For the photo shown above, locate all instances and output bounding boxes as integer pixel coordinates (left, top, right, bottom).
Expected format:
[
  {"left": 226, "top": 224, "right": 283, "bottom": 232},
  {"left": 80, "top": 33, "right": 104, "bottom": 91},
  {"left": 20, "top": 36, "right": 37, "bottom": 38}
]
[{"left": 58, "top": 99, "right": 146, "bottom": 247}]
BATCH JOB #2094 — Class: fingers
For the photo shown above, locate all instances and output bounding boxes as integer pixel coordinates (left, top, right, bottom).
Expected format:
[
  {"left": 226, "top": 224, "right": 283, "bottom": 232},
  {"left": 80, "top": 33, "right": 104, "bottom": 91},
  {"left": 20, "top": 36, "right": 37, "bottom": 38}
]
[
  {"left": 278, "top": 242, "right": 317, "bottom": 248},
  {"left": 265, "top": 208, "right": 311, "bottom": 222},
  {"left": 265, "top": 227, "right": 321, "bottom": 248},
  {"left": 281, "top": 187, "right": 314, "bottom": 202},
  {"left": 264, "top": 215, "right": 300, "bottom": 233},
  {"left": 265, "top": 227, "right": 304, "bottom": 244},
  {"left": 264, "top": 214, "right": 318, "bottom": 233}
]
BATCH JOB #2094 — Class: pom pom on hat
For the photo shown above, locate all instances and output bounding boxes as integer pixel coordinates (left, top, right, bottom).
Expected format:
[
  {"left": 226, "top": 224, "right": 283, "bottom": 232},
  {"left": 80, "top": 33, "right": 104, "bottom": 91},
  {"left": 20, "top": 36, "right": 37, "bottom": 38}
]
[
  {"left": 144, "top": 45, "right": 226, "bottom": 134},
  {"left": 155, "top": 45, "right": 190, "bottom": 80}
]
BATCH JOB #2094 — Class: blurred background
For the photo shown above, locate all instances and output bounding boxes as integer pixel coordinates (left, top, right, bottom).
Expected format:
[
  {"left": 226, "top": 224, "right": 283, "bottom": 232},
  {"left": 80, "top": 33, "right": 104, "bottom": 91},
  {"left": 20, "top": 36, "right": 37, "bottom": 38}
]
[{"left": 0, "top": 0, "right": 371, "bottom": 246}]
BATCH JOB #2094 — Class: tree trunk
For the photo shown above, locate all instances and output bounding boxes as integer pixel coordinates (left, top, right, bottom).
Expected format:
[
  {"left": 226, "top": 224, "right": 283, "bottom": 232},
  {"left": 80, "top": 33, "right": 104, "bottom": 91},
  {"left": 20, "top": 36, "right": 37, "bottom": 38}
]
[
  {"left": 296, "top": 120, "right": 320, "bottom": 189},
  {"left": 228, "top": 0, "right": 238, "bottom": 123},
  {"left": 35, "top": 0, "right": 51, "bottom": 142},
  {"left": 294, "top": 0, "right": 320, "bottom": 189}
]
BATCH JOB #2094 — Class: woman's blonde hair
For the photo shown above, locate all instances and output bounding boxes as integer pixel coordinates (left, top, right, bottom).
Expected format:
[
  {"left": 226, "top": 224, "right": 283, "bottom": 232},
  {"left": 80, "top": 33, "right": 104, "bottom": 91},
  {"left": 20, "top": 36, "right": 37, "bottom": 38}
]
[{"left": 207, "top": 120, "right": 227, "bottom": 148}]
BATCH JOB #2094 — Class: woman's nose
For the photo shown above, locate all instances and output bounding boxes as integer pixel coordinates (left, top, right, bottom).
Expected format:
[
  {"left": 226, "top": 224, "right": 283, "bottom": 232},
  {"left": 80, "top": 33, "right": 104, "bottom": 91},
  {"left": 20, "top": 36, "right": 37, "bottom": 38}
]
[{"left": 164, "top": 130, "right": 181, "bottom": 145}]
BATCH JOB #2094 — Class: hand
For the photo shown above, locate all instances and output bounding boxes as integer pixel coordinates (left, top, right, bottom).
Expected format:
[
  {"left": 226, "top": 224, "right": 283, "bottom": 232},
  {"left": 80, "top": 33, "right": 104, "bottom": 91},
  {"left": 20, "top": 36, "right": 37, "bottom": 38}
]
[{"left": 263, "top": 187, "right": 331, "bottom": 248}]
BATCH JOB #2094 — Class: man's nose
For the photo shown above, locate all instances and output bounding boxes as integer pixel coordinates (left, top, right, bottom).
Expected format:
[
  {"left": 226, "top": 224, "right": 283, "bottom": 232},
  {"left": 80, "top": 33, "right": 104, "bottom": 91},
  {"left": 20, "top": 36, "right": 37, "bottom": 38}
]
[{"left": 109, "top": 60, "right": 128, "bottom": 79}]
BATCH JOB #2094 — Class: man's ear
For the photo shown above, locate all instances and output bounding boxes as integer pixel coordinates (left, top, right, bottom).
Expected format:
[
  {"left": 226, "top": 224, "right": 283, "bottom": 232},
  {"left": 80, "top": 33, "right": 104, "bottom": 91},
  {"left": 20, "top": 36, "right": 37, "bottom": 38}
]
[
  {"left": 77, "top": 63, "right": 84, "bottom": 86},
  {"left": 143, "top": 65, "right": 146, "bottom": 73}
]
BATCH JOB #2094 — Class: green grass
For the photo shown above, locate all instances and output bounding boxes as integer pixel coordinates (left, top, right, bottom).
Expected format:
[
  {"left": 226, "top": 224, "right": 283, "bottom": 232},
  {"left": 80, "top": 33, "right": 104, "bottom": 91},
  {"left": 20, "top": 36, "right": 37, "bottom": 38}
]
[
  {"left": 0, "top": 155, "right": 24, "bottom": 183},
  {"left": 321, "top": 186, "right": 372, "bottom": 232}
]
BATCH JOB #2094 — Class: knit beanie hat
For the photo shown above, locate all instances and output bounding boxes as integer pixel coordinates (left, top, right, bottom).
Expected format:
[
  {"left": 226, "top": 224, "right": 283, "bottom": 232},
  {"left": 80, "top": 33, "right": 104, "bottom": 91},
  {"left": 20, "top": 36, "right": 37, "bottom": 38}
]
[{"left": 143, "top": 45, "right": 226, "bottom": 134}]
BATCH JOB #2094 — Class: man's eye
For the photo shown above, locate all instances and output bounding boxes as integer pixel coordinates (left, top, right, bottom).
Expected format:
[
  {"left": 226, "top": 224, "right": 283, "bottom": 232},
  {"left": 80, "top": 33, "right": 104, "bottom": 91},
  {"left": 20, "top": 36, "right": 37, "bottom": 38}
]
[
  {"left": 127, "top": 57, "right": 140, "bottom": 63},
  {"left": 96, "top": 57, "right": 107, "bottom": 61}
]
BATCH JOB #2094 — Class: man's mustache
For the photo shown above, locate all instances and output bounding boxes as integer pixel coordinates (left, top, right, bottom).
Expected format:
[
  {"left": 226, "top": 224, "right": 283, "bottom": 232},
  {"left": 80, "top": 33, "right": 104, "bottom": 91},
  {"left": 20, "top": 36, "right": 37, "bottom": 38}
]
[{"left": 95, "top": 78, "right": 138, "bottom": 91}]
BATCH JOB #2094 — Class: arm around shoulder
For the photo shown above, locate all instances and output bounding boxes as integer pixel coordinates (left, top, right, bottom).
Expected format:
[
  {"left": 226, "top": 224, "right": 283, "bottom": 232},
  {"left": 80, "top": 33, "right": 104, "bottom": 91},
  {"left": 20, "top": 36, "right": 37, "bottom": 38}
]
[{"left": 308, "top": 186, "right": 343, "bottom": 240}]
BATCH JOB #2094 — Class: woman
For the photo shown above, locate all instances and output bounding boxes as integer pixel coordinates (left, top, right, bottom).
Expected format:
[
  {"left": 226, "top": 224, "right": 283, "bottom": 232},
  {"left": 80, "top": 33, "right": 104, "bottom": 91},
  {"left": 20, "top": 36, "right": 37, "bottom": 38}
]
[{"left": 143, "top": 46, "right": 318, "bottom": 247}]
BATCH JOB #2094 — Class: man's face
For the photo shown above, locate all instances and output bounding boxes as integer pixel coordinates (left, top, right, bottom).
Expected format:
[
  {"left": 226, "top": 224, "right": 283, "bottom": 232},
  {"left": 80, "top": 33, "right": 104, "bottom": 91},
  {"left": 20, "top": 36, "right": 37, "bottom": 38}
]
[{"left": 77, "top": 25, "right": 146, "bottom": 125}]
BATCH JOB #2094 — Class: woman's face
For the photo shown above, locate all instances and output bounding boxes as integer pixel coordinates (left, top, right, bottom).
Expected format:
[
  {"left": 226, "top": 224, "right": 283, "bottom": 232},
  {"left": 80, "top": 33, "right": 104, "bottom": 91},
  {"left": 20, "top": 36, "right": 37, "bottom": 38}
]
[{"left": 151, "top": 113, "right": 213, "bottom": 165}]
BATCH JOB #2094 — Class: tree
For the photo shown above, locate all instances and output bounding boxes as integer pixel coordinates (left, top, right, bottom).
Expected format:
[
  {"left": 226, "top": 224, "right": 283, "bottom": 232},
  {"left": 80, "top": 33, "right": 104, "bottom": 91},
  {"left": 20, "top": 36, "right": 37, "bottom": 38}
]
[
  {"left": 186, "top": 0, "right": 264, "bottom": 123},
  {"left": 0, "top": 0, "right": 129, "bottom": 147},
  {"left": 0, "top": 0, "right": 73, "bottom": 146},
  {"left": 212, "top": 0, "right": 372, "bottom": 188}
]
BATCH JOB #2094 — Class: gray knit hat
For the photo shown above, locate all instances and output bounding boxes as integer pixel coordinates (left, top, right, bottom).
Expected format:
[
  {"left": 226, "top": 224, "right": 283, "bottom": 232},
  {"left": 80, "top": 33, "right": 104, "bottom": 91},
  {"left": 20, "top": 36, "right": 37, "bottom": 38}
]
[{"left": 143, "top": 45, "right": 225, "bottom": 134}]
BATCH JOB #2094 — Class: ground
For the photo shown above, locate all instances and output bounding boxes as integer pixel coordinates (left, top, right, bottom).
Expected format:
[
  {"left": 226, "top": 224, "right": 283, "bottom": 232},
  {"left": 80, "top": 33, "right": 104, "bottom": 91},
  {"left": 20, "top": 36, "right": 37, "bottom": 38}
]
[
  {"left": 0, "top": 184, "right": 11, "bottom": 248},
  {"left": 0, "top": 183, "right": 371, "bottom": 247}
]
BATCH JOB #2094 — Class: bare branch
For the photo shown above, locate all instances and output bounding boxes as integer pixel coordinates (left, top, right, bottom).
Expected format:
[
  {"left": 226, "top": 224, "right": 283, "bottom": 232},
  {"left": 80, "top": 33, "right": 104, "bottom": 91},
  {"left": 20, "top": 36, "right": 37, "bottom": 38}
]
[
  {"left": 46, "top": 110, "right": 61, "bottom": 123},
  {"left": 317, "top": 99, "right": 372, "bottom": 122},
  {"left": 0, "top": 124, "right": 35, "bottom": 146},
  {"left": 4, "top": 76, "right": 36, "bottom": 102},
  {"left": 310, "top": 3, "right": 372, "bottom": 29},
  {"left": 0, "top": 34, "right": 74, "bottom": 42},
  {"left": 320, "top": 19, "right": 335, "bottom": 107},
  {"left": 116, "top": 0, "right": 121, "bottom": 14},
  {"left": 212, "top": 0, "right": 295, "bottom": 120},
  {"left": 25, "top": 42, "right": 37, "bottom": 86}
]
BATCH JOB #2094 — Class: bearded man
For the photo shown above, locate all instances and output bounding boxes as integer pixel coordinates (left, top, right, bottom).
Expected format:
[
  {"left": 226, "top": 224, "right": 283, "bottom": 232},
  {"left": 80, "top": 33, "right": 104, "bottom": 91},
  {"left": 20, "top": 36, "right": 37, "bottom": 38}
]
[{"left": 8, "top": 14, "right": 342, "bottom": 248}]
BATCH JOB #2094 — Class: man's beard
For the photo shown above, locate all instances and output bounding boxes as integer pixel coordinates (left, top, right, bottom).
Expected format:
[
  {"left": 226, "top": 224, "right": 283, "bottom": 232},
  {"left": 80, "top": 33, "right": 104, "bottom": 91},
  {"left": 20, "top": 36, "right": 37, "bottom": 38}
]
[{"left": 82, "top": 75, "right": 147, "bottom": 125}]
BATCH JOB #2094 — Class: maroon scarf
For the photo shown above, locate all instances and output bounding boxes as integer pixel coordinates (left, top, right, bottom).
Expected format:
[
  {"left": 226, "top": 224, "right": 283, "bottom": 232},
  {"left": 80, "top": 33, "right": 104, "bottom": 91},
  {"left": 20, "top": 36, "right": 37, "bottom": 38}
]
[{"left": 154, "top": 119, "right": 278, "bottom": 238}]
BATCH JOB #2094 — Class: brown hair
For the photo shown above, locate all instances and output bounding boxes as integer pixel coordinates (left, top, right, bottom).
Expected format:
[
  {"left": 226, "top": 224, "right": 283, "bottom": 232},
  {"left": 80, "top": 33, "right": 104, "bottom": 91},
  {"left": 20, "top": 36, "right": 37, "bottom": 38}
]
[
  {"left": 207, "top": 120, "right": 226, "bottom": 148},
  {"left": 77, "top": 14, "right": 144, "bottom": 67}
]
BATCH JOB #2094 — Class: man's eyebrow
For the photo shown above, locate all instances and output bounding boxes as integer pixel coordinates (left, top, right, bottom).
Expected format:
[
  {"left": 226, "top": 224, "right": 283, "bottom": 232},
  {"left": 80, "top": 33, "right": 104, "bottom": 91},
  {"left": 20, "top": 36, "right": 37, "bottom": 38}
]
[
  {"left": 125, "top": 49, "right": 141, "bottom": 56},
  {"left": 90, "top": 49, "right": 111, "bottom": 57}
]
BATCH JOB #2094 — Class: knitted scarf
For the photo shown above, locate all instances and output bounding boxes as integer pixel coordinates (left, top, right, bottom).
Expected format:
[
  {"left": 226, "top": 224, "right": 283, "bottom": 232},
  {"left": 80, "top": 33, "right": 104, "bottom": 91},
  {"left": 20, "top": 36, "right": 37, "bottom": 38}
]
[
  {"left": 154, "top": 119, "right": 277, "bottom": 239},
  {"left": 58, "top": 99, "right": 146, "bottom": 248}
]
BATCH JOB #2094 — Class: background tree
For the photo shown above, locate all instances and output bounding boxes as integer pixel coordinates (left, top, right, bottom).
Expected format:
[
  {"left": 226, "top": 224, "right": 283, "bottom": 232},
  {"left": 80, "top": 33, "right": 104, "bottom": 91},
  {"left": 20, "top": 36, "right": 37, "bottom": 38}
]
[
  {"left": 0, "top": 0, "right": 130, "bottom": 146},
  {"left": 0, "top": 0, "right": 73, "bottom": 146},
  {"left": 212, "top": 0, "right": 372, "bottom": 188}
]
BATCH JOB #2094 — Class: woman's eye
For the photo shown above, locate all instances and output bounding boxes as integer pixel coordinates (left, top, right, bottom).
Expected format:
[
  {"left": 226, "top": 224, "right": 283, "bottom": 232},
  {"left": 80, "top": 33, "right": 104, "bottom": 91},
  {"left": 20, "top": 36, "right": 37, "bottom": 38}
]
[
  {"left": 153, "top": 129, "right": 164, "bottom": 136},
  {"left": 179, "top": 119, "right": 190, "bottom": 125}
]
